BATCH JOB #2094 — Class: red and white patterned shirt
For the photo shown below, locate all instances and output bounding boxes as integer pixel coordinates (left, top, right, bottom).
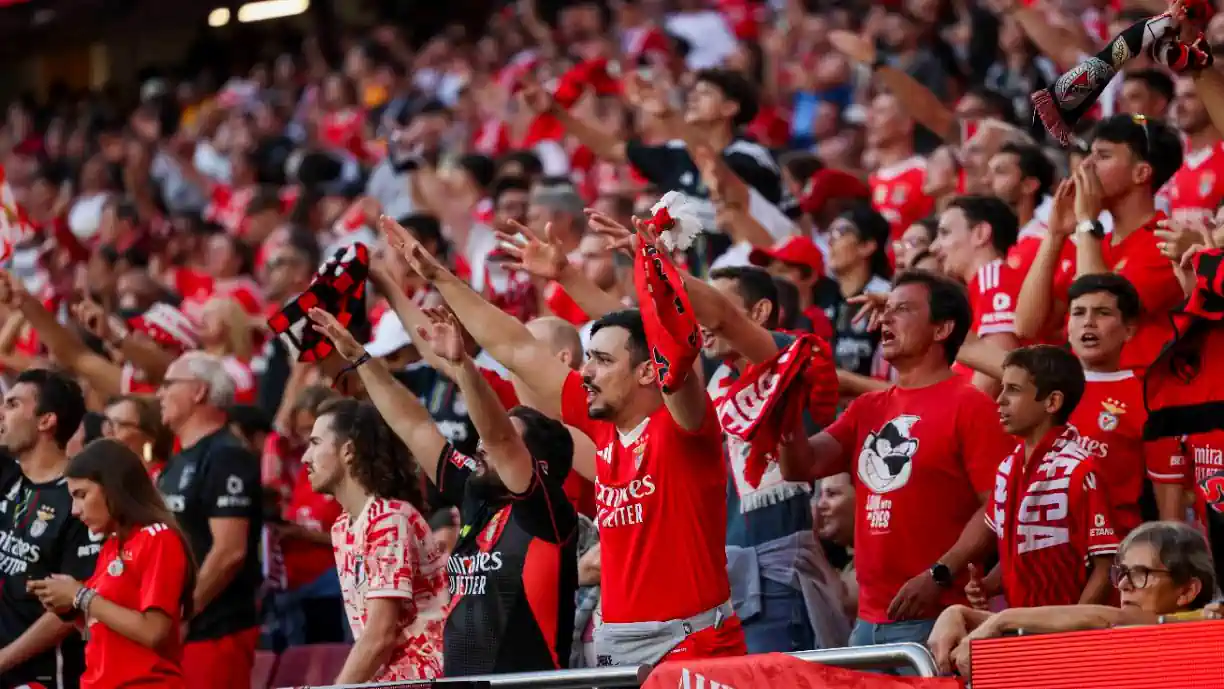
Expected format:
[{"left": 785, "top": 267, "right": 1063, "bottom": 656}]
[{"left": 332, "top": 497, "right": 448, "bottom": 681}]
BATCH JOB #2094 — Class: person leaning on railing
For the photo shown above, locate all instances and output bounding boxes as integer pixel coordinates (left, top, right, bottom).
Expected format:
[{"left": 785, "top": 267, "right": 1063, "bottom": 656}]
[{"left": 927, "top": 520, "right": 1219, "bottom": 677}]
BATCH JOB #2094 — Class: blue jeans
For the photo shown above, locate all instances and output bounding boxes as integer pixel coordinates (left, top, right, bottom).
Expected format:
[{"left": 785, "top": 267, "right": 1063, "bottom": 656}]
[
  {"left": 741, "top": 579, "right": 815, "bottom": 654},
  {"left": 848, "top": 618, "right": 937, "bottom": 676},
  {"left": 264, "top": 568, "right": 350, "bottom": 650}
]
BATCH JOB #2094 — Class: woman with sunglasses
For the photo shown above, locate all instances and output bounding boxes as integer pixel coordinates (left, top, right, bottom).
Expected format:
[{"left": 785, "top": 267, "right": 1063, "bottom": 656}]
[
  {"left": 26, "top": 438, "right": 196, "bottom": 689},
  {"left": 927, "top": 521, "right": 1217, "bottom": 677}
]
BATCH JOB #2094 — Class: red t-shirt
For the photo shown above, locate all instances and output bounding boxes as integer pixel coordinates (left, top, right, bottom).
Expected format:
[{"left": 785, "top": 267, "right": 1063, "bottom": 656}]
[
  {"left": 869, "top": 156, "right": 934, "bottom": 239},
  {"left": 968, "top": 258, "right": 1023, "bottom": 338},
  {"left": 1161, "top": 142, "right": 1224, "bottom": 216},
  {"left": 83, "top": 523, "right": 189, "bottom": 689},
  {"left": 560, "top": 371, "right": 729, "bottom": 623},
  {"left": 1069, "top": 369, "right": 1186, "bottom": 535},
  {"left": 283, "top": 464, "right": 343, "bottom": 591},
  {"left": 824, "top": 375, "right": 1011, "bottom": 623},
  {"left": 986, "top": 428, "right": 1119, "bottom": 609},
  {"left": 544, "top": 282, "right": 590, "bottom": 327},
  {"left": 1051, "top": 215, "right": 1183, "bottom": 372}
]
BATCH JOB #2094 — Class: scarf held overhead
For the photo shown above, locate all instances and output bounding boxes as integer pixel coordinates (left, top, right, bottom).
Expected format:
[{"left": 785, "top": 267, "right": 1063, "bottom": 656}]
[
  {"left": 633, "top": 240, "right": 699, "bottom": 395},
  {"left": 719, "top": 335, "right": 839, "bottom": 489},
  {"left": 267, "top": 243, "right": 371, "bottom": 362},
  {"left": 1032, "top": 0, "right": 1213, "bottom": 145}
]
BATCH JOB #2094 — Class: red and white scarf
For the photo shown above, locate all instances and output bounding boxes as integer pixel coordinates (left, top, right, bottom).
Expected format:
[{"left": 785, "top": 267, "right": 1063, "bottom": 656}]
[{"left": 719, "top": 336, "right": 839, "bottom": 488}]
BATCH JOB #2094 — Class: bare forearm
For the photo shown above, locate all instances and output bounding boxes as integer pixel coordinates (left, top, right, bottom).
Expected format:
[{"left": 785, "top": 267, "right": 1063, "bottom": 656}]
[
  {"left": 193, "top": 546, "right": 245, "bottom": 614},
  {"left": 557, "top": 265, "right": 624, "bottom": 321},
  {"left": 88, "top": 598, "right": 171, "bottom": 649},
  {"left": 0, "top": 612, "right": 73, "bottom": 672},
  {"left": 454, "top": 359, "right": 533, "bottom": 492},
  {"left": 956, "top": 332, "right": 1006, "bottom": 380},
  {"left": 1194, "top": 69, "right": 1224, "bottom": 135},
  {"left": 682, "top": 273, "right": 778, "bottom": 364},
  {"left": 117, "top": 333, "right": 175, "bottom": 383},
  {"left": 993, "top": 605, "right": 1139, "bottom": 636},
  {"left": 938, "top": 505, "right": 994, "bottom": 576},
  {"left": 875, "top": 68, "right": 956, "bottom": 141},
  {"left": 333, "top": 630, "right": 396, "bottom": 683},
  {"left": 357, "top": 356, "right": 445, "bottom": 477},
  {"left": 551, "top": 106, "right": 626, "bottom": 163},
  {"left": 1075, "top": 236, "right": 1109, "bottom": 277},
  {"left": 1155, "top": 482, "right": 1187, "bottom": 522},
  {"left": 1078, "top": 557, "right": 1114, "bottom": 605},
  {"left": 1015, "top": 236, "right": 1064, "bottom": 338}
]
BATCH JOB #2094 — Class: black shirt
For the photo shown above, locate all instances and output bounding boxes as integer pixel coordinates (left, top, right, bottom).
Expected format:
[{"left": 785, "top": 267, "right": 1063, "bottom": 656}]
[
  {"left": 158, "top": 429, "right": 261, "bottom": 641},
  {"left": 625, "top": 137, "right": 791, "bottom": 212},
  {"left": 816, "top": 275, "right": 892, "bottom": 378},
  {"left": 435, "top": 444, "right": 578, "bottom": 677},
  {"left": 0, "top": 455, "right": 99, "bottom": 689}
]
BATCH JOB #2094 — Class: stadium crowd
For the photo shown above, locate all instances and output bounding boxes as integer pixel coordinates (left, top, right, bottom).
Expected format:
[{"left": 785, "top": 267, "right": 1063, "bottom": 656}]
[{"left": 3, "top": 0, "right": 1224, "bottom": 687}]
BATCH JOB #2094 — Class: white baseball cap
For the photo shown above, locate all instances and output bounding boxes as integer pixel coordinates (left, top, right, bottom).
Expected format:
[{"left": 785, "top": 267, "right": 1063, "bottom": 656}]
[{"left": 366, "top": 314, "right": 414, "bottom": 358}]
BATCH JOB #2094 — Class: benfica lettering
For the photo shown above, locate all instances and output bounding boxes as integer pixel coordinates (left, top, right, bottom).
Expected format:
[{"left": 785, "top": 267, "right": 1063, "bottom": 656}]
[{"left": 716, "top": 341, "right": 800, "bottom": 434}]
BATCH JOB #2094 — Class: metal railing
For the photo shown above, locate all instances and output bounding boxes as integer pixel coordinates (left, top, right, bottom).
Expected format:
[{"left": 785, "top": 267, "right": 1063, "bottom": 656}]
[{"left": 301, "top": 642, "right": 938, "bottom": 689}]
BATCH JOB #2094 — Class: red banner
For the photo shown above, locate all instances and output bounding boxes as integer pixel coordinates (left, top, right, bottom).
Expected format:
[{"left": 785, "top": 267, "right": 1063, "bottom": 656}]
[{"left": 642, "top": 653, "right": 962, "bottom": 689}]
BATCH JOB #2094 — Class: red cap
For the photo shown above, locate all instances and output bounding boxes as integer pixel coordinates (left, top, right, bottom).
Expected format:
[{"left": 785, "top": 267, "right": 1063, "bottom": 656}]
[
  {"left": 799, "top": 169, "right": 870, "bottom": 215},
  {"left": 749, "top": 235, "right": 825, "bottom": 276}
]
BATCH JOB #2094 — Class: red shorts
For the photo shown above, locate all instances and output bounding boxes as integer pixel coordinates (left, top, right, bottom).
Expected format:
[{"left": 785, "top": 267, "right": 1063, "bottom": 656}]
[
  {"left": 661, "top": 615, "right": 747, "bottom": 662},
  {"left": 182, "top": 627, "right": 260, "bottom": 689}
]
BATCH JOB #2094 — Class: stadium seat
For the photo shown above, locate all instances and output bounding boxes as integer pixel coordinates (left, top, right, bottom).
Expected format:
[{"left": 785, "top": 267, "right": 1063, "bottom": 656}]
[
  {"left": 269, "top": 643, "right": 352, "bottom": 687},
  {"left": 251, "top": 650, "right": 279, "bottom": 689}
]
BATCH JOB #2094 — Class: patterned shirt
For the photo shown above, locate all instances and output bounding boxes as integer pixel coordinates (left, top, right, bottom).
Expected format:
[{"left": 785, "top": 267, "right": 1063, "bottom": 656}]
[{"left": 332, "top": 497, "right": 448, "bottom": 681}]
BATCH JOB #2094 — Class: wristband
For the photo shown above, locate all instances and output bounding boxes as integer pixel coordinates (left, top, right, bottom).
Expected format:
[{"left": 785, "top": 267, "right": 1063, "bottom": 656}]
[
  {"left": 337, "top": 351, "right": 372, "bottom": 379},
  {"left": 73, "top": 587, "right": 98, "bottom": 615}
]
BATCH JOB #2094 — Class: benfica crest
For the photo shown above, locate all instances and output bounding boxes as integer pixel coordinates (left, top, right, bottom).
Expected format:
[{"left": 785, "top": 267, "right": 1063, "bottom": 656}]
[
  {"left": 1098, "top": 411, "right": 1119, "bottom": 432},
  {"left": 1201, "top": 172, "right": 1216, "bottom": 198}
]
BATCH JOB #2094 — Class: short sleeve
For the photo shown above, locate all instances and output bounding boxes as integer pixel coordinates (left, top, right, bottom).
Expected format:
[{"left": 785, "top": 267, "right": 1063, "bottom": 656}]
[
  {"left": 1072, "top": 466, "right": 1120, "bottom": 562},
  {"left": 435, "top": 444, "right": 476, "bottom": 507},
  {"left": 200, "top": 445, "right": 261, "bottom": 519},
  {"left": 560, "top": 371, "right": 598, "bottom": 439},
  {"left": 624, "top": 141, "right": 678, "bottom": 185},
  {"left": 1144, "top": 435, "right": 1187, "bottom": 484},
  {"left": 822, "top": 396, "right": 863, "bottom": 477},
  {"left": 136, "top": 525, "right": 189, "bottom": 616},
  {"left": 365, "top": 510, "right": 417, "bottom": 599},
  {"left": 958, "top": 392, "right": 1014, "bottom": 494},
  {"left": 976, "top": 276, "right": 1019, "bottom": 337},
  {"left": 508, "top": 466, "right": 579, "bottom": 545},
  {"left": 57, "top": 518, "right": 102, "bottom": 581}
]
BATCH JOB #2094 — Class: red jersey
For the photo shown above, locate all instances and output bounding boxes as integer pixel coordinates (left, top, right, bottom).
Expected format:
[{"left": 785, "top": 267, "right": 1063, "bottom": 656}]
[
  {"left": 1052, "top": 214, "right": 1183, "bottom": 371},
  {"left": 283, "top": 464, "right": 343, "bottom": 591},
  {"left": 560, "top": 371, "right": 730, "bottom": 624},
  {"left": 83, "top": 523, "right": 190, "bottom": 689},
  {"left": 1068, "top": 370, "right": 1186, "bottom": 535},
  {"left": 544, "top": 281, "right": 590, "bottom": 327},
  {"left": 204, "top": 184, "right": 254, "bottom": 235},
  {"left": 986, "top": 428, "right": 1119, "bottom": 609},
  {"left": 824, "top": 375, "right": 1012, "bottom": 623},
  {"left": 968, "top": 258, "right": 1023, "bottom": 338},
  {"left": 868, "top": 156, "right": 934, "bottom": 238},
  {"left": 333, "top": 497, "right": 448, "bottom": 681},
  {"left": 1162, "top": 141, "right": 1224, "bottom": 216},
  {"left": 221, "top": 355, "right": 257, "bottom": 405}
]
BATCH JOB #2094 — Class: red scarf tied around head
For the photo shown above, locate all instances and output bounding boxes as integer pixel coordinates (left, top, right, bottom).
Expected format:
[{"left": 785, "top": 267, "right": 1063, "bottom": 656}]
[
  {"left": 633, "top": 214, "right": 699, "bottom": 394},
  {"left": 719, "top": 335, "right": 839, "bottom": 488}
]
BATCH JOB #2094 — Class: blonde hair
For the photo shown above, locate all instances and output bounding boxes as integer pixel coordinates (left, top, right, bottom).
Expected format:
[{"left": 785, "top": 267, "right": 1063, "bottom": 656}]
[{"left": 203, "top": 297, "right": 254, "bottom": 362}]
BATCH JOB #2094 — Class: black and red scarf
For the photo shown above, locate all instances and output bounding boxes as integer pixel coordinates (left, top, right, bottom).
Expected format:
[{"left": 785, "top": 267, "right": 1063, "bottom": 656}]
[
  {"left": 1032, "top": 0, "right": 1213, "bottom": 145},
  {"left": 1144, "top": 248, "right": 1224, "bottom": 440},
  {"left": 267, "top": 243, "right": 371, "bottom": 362}
]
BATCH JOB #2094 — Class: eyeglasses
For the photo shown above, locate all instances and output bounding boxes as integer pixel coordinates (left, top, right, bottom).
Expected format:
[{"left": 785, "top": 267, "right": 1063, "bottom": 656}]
[
  {"left": 1109, "top": 563, "right": 1171, "bottom": 589},
  {"left": 102, "top": 417, "right": 144, "bottom": 434}
]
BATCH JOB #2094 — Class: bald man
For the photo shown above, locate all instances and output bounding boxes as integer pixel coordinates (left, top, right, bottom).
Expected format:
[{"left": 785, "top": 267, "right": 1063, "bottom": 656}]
[{"left": 526, "top": 316, "right": 584, "bottom": 370}]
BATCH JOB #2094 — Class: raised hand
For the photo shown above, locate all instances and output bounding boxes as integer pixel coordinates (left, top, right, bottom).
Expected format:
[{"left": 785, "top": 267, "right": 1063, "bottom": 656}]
[
  {"left": 0, "top": 270, "right": 28, "bottom": 309},
  {"left": 1156, "top": 213, "right": 1218, "bottom": 269},
  {"left": 378, "top": 215, "right": 446, "bottom": 281},
  {"left": 827, "top": 29, "right": 878, "bottom": 66},
  {"left": 1072, "top": 163, "right": 1104, "bottom": 224},
  {"left": 1048, "top": 179, "right": 1077, "bottom": 240},
  {"left": 585, "top": 209, "right": 638, "bottom": 254},
  {"left": 848, "top": 291, "right": 889, "bottom": 331},
  {"left": 415, "top": 307, "right": 468, "bottom": 368},
  {"left": 307, "top": 307, "right": 367, "bottom": 363},
  {"left": 495, "top": 219, "right": 568, "bottom": 280}
]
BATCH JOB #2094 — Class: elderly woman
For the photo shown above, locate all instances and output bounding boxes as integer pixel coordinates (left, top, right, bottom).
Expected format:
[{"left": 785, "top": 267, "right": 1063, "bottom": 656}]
[{"left": 928, "top": 521, "right": 1218, "bottom": 677}]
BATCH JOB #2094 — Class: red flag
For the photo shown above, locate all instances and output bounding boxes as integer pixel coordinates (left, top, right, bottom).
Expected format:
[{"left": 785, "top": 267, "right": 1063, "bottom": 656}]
[{"left": 643, "top": 654, "right": 962, "bottom": 689}]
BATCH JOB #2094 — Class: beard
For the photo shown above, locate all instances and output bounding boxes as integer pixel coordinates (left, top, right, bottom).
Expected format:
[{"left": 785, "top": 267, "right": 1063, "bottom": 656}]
[{"left": 469, "top": 470, "right": 508, "bottom": 502}]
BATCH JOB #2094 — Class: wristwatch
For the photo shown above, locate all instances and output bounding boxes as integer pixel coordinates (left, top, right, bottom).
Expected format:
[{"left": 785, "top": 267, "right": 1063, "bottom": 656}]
[
  {"left": 1076, "top": 219, "right": 1106, "bottom": 239},
  {"left": 930, "top": 562, "right": 954, "bottom": 588}
]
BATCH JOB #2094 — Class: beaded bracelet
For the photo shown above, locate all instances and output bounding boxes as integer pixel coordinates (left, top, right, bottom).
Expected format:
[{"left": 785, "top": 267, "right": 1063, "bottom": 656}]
[{"left": 73, "top": 587, "right": 98, "bottom": 615}]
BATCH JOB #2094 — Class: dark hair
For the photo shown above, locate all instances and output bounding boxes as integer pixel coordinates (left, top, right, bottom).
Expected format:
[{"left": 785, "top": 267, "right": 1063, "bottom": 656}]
[
  {"left": 66, "top": 438, "right": 198, "bottom": 618},
  {"left": 892, "top": 270, "right": 972, "bottom": 365},
  {"left": 779, "top": 151, "right": 824, "bottom": 186},
  {"left": 1091, "top": 114, "right": 1183, "bottom": 190},
  {"left": 508, "top": 406, "right": 575, "bottom": 481},
  {"left": 492, "top": 176, "right": 532, "bottom": 204},
  {"left": 964, "top": 86, "right": 1019, "bottom": 126},
  {"left": 946, "top": 195, "right": 1020, "bottom": 256},
  {"left": 285, "top": 227, "right": 322, "bottom": 269},
  {"left": 397, "top": 213, "right": 447, "bottom": 258},
  {"left": 457, "top": 153, "right": 496, "bottom": 192},
  {"left": 226, "top": 404, "right": 272, "bottom": 438},
  {"left": 589, "top": 309, "right": 649, "bottom": 365},
  {"left": 1067, "top": 273, "right": 1142, "bottom": 323},
  {"left": 910, "top": 216, "right": 939, "bottom": 243},
  {"left": 841, "top": 202, "right": 894, "bottom": 279},
  {"left": 290, "top": 385, "right": 340, "bottom": 419},
  {"left": 998, "top": 142, "right": 1055, "bottom": 200},
  {"left": 771, "top": 276, "right": 801, "bottom": 331},
  {"left": 497, "top": 150, "right": 544, "bottom": 179},
  {"left": 80, "top": 412, "right": 106, "bottom": 445},
  {"left": 16, "top": 369, "right": 86, "bottom": 449},
  {"left": 246, "top": 186, "right": 284, "bottom": 215},
  {"left": 708, "top": 266, "right": 780, "bottom": 329},
  {"left": 1124, "top": 67, "right": 1176, "bottom": 103},
  {"left": 694, "top": 68, "right": 759, "bottom": 127},
  {"left": 1002, "top": 345, "right": 1086, "bottom": 425},
  {"left": 317, "top": 398, "right": 426, "bottom": 510}
]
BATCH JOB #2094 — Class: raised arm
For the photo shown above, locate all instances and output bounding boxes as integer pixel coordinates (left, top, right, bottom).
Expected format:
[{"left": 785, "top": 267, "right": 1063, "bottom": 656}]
[
  {"left": 0, "top": 271, "right": 122, "bottom": 397},
  {"left": 308, "top": 307, "right": 449, "bottom": 480},
  {"left": 496, "top": 219, "right": 625, "bottom": 320},
  {"left": 1016, "top": 180, "right": 1075, "bottom": 339},
  {"left": 520, "top": 78, "right": 627, "bottom": 164},
  {"left": 380, "top": 216, "right": 573, "bottom": 415}
]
